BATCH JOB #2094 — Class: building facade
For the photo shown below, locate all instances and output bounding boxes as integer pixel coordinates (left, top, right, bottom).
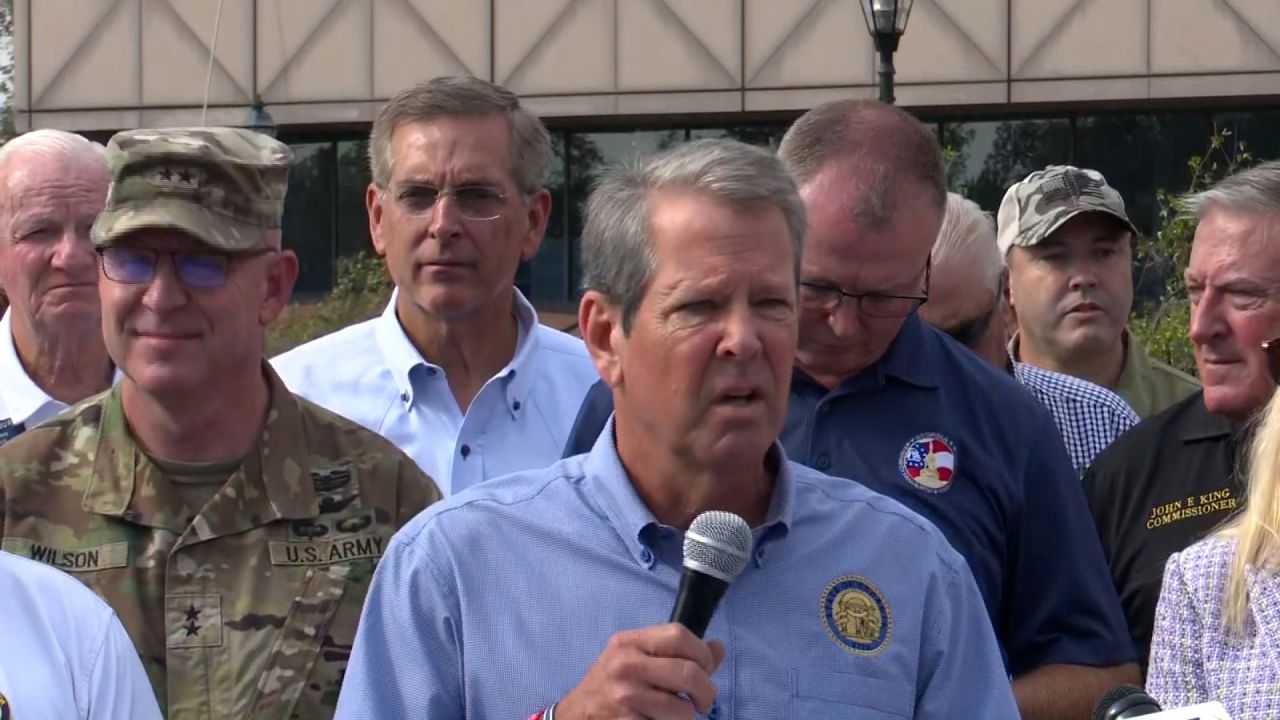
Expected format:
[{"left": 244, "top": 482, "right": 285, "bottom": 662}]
[{"left": 15, "top": 0, "right": 1280, "bottom": 303}]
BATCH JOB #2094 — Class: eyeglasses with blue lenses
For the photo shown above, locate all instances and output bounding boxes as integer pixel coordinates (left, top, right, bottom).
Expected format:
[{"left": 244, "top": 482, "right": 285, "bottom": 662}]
[{"left": 97, "top": 246, "right": 273, "bottom": 289}]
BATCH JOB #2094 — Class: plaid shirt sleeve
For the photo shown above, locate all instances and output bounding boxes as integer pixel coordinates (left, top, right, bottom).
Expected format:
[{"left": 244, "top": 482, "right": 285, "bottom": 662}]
[{"left": 1147, "top": 549, "right": 1210, "bottom": 707}]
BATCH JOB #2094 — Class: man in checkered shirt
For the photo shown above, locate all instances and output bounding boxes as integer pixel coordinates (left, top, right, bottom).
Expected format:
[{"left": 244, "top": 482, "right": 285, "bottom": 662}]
[{"left": 918, "top": 192, "right": 1139, "bottom": 477}]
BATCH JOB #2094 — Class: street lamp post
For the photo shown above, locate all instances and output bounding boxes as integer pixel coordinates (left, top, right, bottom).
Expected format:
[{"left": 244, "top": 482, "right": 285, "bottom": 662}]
[
  {"left": 860, "top": 0, "right": 914, "bottom": 105},
  {"left": 245, "top": 94, "right": 278, "bottom": 138}
]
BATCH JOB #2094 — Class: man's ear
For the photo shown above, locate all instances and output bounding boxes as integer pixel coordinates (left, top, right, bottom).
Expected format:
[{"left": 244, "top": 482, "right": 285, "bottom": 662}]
[
  {"left": 519, "top": 188, "right": 552, "bottom": 262},
  {"left": 260, "top": 250, "right": 300, "bottom": 327},
  {"left": 367, "top": 183, "right": 388, "bottom": 257},
  {"left": 579, "top": 290, "right": 624, "bottom": 388}
]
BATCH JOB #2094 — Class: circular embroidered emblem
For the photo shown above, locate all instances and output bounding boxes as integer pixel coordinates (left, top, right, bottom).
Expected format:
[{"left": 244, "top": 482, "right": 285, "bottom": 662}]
[
  {"left": 822, "top": 575, "right": 892, "bottom": 655},
  {"left": 898, "top": 433, "right": 957, "bottom": 493},
  {"left": 0, "top": 692, "right": 11, "bottom": 720}
]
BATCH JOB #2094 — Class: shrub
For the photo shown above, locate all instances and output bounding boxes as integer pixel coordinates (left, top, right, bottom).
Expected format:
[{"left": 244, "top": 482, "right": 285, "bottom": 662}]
[{"left": 266, "top": 253, "right": 392, "bottom": 356}]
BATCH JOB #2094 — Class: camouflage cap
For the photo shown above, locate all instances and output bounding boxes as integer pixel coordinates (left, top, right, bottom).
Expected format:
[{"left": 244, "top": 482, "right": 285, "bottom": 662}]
[
  {"left": 91, "top": 127, "right": 292, "bottom": 253},
  {"left": 995, "top": 165, "right": 1139, "bottom": 255}
]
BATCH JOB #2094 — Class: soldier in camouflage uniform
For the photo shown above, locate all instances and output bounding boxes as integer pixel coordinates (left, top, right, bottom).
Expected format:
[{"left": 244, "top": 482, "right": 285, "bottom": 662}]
[{"left": 0, "top": 127, "right": 441, "bottom": 720}]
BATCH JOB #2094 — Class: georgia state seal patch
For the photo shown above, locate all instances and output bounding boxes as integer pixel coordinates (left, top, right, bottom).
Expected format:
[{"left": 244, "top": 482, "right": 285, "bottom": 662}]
[
  {"left": 822, "top": 575, "right": 892, "bottom": 655},
  {"left": 898, "top": 433, "right": 957, "bottom": 493}
]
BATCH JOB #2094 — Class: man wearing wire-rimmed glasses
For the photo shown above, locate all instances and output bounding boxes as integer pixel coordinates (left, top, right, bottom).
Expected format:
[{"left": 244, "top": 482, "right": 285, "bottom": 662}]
[
  {"left": 274, "top": 76, "right": 599, "bottom": 497},
  {"left": 778, "top": 99, "right": 1140, "bottom": 719}
]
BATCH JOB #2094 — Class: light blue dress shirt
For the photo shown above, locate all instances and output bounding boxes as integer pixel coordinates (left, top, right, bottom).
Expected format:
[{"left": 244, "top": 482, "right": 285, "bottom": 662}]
[
  {"left": 272, "top": 289, "right": 599, "bottom": 496},
  {"left": 335, "top": 419, "right": 1018, "bottom": 720}
]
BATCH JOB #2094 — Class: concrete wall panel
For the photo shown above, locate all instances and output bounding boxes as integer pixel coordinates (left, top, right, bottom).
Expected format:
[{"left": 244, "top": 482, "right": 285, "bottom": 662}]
[
  {"left": 617, "top": 0, "right": 740, "bottom": 91},
  {"left": 143, "top": 0, "right": 253, "bottom": 106},
  {"left": 14, "top": 0, "right": 1280, "bottom": 130},
  {"left": 896, "top": 0, "right": 1007, "bottom": 83}
]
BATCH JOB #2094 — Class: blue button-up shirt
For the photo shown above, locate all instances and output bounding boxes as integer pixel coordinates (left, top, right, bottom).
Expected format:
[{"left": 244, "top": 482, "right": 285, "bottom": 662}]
[
  {"left": 335, "top": 419, "right": 1018, "bottom": 720},
  {"left": 272, "top": 289, "right": 599, "bottom": 496},
  {"left": 1013, "top": 361, "right": 1139, "bottom": 478}
]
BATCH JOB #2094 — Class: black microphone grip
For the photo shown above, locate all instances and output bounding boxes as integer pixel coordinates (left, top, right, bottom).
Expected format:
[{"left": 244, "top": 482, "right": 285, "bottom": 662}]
[{"left": 669, "top": 567, "right": 730, "bottom": 638}]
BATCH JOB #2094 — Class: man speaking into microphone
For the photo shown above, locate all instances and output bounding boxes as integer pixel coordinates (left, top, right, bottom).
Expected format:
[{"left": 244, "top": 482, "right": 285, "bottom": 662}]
[{"left": 335, "top": 139, "right": 1016, "bottom": 719}]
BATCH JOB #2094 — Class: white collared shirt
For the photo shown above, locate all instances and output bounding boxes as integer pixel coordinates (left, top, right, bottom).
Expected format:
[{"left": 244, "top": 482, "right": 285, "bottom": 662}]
[
  {"left": 272, "top": 289, "right": 600, "bottom": 496},
  {"left": 0, "top": 311, "right": 114, "bottom": 444},
  {"left": 0, "top": 551, "right": 163, "bottom": 720}
]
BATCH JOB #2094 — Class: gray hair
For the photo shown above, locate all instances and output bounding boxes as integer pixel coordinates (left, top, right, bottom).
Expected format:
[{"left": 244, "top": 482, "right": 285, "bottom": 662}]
[
  {"left": 0, "top": 129, "right": 107, "bottom": 177},
  {"left": 778, "top": 99, "right": 945, "bottom": 228},
  {"left": 935, "top": 192, "right": 1002, "bottom": 295},
  {"left": 369, "top": 76, "right": 550, "bottom": 193},
  {"left": 582, "top": 138, "right": 806, "bottom": 334},
  {"left": 0, "top": 130, "right": 108, "bottom": 222},
  {"left": 1182, "top": 159, "right": 1280, "bottom": 220}
]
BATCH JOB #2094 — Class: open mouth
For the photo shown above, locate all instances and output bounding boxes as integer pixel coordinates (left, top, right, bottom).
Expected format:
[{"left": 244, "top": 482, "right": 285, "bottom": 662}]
[{"left": 718, "top": 390, "right": 759, "bottom": 405}]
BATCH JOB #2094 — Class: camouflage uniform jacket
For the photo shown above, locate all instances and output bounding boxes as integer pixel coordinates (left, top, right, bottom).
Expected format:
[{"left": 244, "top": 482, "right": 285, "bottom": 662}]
[{"left": 0, "top": 366, "right": 441, "bottom": 720}]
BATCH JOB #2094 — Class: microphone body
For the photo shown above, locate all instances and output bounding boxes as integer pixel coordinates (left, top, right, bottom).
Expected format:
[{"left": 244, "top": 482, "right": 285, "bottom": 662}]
[
  {"left": 669, "top": 569, "right": 729, "bottom": 638},
  {"left": 1093, "top": 685, "right": 1232, "bottom": 720},
  {"left": 669, "top": 511, "right": 752, "bottom": 638},
  {"left": 1096, "top": 686, "right": 1161, "bottom": 719}
]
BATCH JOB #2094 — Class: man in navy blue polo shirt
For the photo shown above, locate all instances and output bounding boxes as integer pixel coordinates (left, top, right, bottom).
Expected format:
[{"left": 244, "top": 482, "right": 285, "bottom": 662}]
[
  {"left": 780, "top": 98, "right": 1137, "bottom": 718},
  {"left": 564, "top": 101, "right": 1138, "bottom": 719}
]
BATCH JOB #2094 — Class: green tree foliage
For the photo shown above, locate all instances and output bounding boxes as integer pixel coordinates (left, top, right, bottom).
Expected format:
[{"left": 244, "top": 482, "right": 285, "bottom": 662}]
[
  {"left": 1129, "top": 128, "right": 1255, "bottom": 376},
  {"left": 0, "top": 0, "right": 14, "bottom": 141},
  {"left": 265, "top": 252, "right": 392, "bottom": 356}
]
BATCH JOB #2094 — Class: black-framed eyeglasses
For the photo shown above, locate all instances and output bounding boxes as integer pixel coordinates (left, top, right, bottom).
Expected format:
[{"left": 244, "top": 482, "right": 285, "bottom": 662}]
[
  {"left": 799, "top": 258, "right": 931, "bottom": 319},
  {"left": 1264, "top": 337, "right": 1280, "bottom": 384},
  {"left": 97, "top": 246, "right": 275, "bottom": 289},
  {"left": 386, "top": 183, "right": 509, "bottom": 221}
]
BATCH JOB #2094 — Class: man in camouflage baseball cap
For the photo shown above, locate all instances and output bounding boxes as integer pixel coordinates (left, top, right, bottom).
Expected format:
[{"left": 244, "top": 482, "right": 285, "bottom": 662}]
[
  {"left": 1000, "top": 165, "right": 1198, "bottom": 418},
  {"left": 92, "top": 126, "right": 290, "bottom": 253},
  {"left": 0, "top": 126, "right": 441, "bottom": 719}
]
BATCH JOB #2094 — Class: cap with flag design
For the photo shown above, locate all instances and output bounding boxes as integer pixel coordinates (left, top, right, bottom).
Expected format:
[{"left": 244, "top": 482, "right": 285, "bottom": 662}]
[
  {"left": 91, "top": 127, "right": 292, "bottom": 253},
  {"left": 995, "top": 165, "right": 1139, "bottom": 256}
]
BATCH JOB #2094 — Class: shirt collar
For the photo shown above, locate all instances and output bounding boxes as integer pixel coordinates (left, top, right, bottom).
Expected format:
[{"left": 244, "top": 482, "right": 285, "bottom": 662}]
[
  {"left": 582, "top": 416, "right": 794, "bottom": 569},
  {"left": 83, "top": 364, "right": 320, "bottom": 532},
  {"left": 0, "top": 310, "right": 56, "bottom": 424},
  {"left": 374, "top": 287, "right": 540, "bottom": 416},
  {"left": 803, "top": 312, "right": 939, "bottom": 393},
  {"left": 1180, "top": 390, "right": 1237, "bottom": 443}
]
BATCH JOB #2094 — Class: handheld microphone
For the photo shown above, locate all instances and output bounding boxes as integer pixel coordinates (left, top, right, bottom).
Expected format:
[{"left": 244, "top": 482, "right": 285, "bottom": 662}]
[
  {"left": 669, "top": 511, "right": 752, "bottom": 638},
  {"left": 1094, "top": 685, "right": 1161, "bottom": 719},
  {"left": 1093, "top": 685, "right": 1233, "bottom": 720}
]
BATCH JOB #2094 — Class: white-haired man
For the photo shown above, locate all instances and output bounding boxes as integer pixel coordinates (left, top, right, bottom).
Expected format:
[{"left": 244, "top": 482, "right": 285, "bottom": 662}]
[
  {"left": 0, "top": 130, "right": 114, "bottom": 442},
  {"left": 1086, "top": 160, "right": 1280, "bottom": 671}
]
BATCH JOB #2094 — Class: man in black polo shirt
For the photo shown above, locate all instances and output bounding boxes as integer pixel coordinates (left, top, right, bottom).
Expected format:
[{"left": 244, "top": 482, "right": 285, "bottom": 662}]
[{"left": 1084, "top": 160, "right": 1280, "bottom": 670}]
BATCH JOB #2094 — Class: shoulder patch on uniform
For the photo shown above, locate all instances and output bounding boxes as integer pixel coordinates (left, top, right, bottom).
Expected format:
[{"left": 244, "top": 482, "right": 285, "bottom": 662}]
[
  {"left": 898, "top": 433, "right": 957, "bottom": 494},
  {"left": 1, "top": 539, "right": 129, "bottom": 572},
  {"left": 822, "top": 575, "right": 892, "bottom": 655},
  {"left": 0, "top": 691, "right": 11, "bottom": 720}
]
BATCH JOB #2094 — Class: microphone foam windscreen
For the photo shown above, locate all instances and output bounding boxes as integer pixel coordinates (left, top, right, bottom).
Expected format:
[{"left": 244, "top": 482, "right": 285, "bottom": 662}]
[
  {"left": 1092, "top": 684, "right": 1146, "bottom": 720},
  {"left": 683, "top": 511, "right": 753, "bottom": 583}
]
